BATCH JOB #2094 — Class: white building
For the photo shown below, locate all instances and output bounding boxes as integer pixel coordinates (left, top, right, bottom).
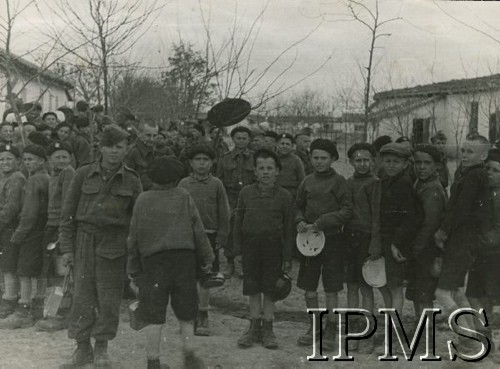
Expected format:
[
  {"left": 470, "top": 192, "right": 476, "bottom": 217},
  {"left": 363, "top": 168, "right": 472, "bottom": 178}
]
[
  {"left": 370, "top": 74, "right": 500, "bottom": 150},
  {"left": 0, "top": 49, "right": 74, "bottom": 118}
]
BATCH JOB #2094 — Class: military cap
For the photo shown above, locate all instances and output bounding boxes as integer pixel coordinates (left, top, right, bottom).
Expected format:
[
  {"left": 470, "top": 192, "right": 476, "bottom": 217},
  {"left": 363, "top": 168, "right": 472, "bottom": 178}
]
[
  {"left": 47, "top": 141, "right": 73, "bottom": 156},
  {"left": 263, "top": 131, "right": 279, "bottom": 141},
  {"left": 413, "top": 144, "right": 441, "bottom": 163},
  {"left": 23, "top": 144, "right": 46, "bottom": 160},
  {"left": 310, "top": 138, "right": 339, "bottom": 160},
  {"left": 100, "top": 124, "right": 129, "bottom": 147},
  {"left": 0, "top": 144, "right": 21, "bottom": 158},
  {"left": 278, "top": 133, "right": 294, "bottom": 143},
  {"left": 28, "top": 131, "right": 51, "bottom": 148},
  {"left": 379, "top": 142, "right": 411, "bottom": 159},
  {"left": 187, "top": 144, "right": 216, "bottom": 160},
  {"left": 147, "top": 156, "right": 186, "bottom": 185},
  {"left": 347, "top": 142, "right": 376, "bottom": 159}
]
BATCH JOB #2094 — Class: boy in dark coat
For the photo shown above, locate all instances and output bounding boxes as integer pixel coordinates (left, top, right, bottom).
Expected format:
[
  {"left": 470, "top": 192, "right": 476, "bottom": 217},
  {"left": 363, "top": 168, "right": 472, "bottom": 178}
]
[
  {"left": 295, "top": 139, "right": 352, "bottom": 350},
  {"left": 406, "top": 145, "right": 447, "bottom": 320},
  {"left": 276, "top": 133, "right": 305, "bottom": 198},
  {"left": 434, "top": 135, "right": 491, "bottom": 349}
]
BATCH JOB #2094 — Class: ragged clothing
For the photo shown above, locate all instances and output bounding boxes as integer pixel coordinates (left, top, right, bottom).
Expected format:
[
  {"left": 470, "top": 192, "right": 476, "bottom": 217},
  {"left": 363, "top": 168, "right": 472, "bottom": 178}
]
[
  {"left": 47, "top": 166, "right": 75, "bottom": 227},
  {"left": 0, "top": 170, "right": 26, "bottom": 233}
]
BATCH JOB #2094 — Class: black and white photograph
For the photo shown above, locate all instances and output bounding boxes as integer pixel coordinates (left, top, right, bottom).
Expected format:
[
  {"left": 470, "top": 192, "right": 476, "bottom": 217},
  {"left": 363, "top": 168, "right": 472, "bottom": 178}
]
[{"left": 1, "top": 0, "right": 500, "bottom": 368}]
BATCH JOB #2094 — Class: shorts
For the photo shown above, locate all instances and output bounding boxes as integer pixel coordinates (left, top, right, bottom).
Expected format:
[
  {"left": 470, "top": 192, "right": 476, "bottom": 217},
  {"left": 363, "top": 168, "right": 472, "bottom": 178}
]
[
  {"left": 206, "top": 233, "right": 220, "bottom": 273},
  {"left": 437, "top": 230, "right": 477, "bottom": 290},
  {"left": 297, "top": 233, "right": 344, "bottom": 293},
  {"left": 1, "top": 230, "right": 44, "bottom": 277},
  {"left": 381, "top": 234, "right": 407, "bottom": 288},
  {"left": 406, "top": 246, "right": 440, "bottom": 303},
  {"left": 343, "top": 230, "right": 370, "bottom": 284},
  {"left": 466, "top": 254, "right": 500, "bottom": 303},
  {"left": 137, "top": 250, "right": 198, "bottom": 324},
  {"left": 40, "top": 226, "right": 59, "bottom": 279},
  {"left": 241, "top": 234, "right": 282, "bottom": 296}
]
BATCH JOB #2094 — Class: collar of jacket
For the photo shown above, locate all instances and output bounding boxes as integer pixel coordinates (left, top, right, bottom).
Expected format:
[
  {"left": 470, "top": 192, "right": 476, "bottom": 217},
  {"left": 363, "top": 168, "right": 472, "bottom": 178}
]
[
  {"left": 462, "top": 162, "right": 484, "bottom": 174},
  {"left": 229, "top": 148, "right": 251, "bottom": 159},
  {"left": 87, "top": 160, "right": 125, "bottom": 179},
  {"left": 188, "top": 173, "right": 212, "bottom": 184},
  {"left": 29, "top": 167, "right": 48, "bottom": 177},
  {"left": 414, "top": 172, "right": 438, "bottom": 185},
  {"left": 313, "top": 168, "right": 336, "bottom": 178},
  {"left": 381, "top": 169, "right": 407, "bottom": 183},
  {"left": 353, "top": 171, "right": 375, "bottom": 179}
]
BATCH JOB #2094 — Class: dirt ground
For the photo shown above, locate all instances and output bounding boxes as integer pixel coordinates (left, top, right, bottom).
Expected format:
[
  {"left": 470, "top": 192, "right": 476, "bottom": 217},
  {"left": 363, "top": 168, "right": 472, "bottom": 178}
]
[{"left": 0, "top": 260, "right": 499, "bottom": 369}]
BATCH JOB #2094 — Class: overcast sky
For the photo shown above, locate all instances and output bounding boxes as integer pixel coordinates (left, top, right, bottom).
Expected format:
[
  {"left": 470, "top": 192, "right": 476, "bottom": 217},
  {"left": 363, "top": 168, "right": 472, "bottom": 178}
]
[{"left": 6, "top": 0, "right": 500, "bottom": 107}]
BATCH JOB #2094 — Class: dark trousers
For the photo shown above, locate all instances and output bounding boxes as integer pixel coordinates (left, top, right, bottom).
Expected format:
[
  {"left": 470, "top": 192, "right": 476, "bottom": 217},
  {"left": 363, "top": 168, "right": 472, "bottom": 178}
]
[{"left": 68, "top": 230, "right": 125, "bottom": 342}]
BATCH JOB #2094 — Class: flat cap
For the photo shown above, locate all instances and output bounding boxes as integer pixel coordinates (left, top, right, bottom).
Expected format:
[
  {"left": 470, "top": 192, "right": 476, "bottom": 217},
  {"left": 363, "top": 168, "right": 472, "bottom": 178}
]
[
  {"left": 100, "top": 124, "right": 129, "bottom": 147},
  {"left": 379, "top": 142, "right": 411, "bottom": 159},
  {"left": 23, "top": 144, "right": 46, "bottom": 159}
]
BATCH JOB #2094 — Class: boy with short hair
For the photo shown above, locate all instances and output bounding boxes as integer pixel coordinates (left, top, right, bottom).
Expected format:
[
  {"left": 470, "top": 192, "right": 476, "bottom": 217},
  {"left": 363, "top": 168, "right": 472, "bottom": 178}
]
[
  {"left": 294, "top": 130, "right": 313, "bottom": 175},
  {"left": 296, "top": 139, "right": 352, "bottom": 350},
  {"left": 0, "top": 144, "right": 49, "bottom": 329},
  {"left": 376, "top": 143, "right": 417, "bottom": 317},
  {"left": 178, "top": 144, "right": 230, "bottom": 336},
  {"left": 435, "top": 135, "right": 491, "bottom": 349},
  {"left": 263, "top": 131, "right": 279, "bottom": 151},
  {"left": 128, "top": 156, "right": 214, "bottom": 369},
  {"left": 0, "top": 145, "right": 26, "bottom": 319},
  {"left": 276, "top": 133, "right": 305, "bottom": 198},
  {"left": 344, "top": 142, "right": 378, "bottom": 354},
  {"left": 234, "top": 148, "right": 294, "bottom": 349},
  {"left": 406, "top": 144, "right": 447, "bottom": 321}
]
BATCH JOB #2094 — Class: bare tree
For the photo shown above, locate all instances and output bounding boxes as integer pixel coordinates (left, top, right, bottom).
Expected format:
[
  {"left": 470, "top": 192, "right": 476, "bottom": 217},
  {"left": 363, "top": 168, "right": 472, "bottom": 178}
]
[
  {"left": 345, "top": 0, "right": 400, "bottom": 141},
  {"left": 47, "top": 0, "right": 163, "bottom": 113}
]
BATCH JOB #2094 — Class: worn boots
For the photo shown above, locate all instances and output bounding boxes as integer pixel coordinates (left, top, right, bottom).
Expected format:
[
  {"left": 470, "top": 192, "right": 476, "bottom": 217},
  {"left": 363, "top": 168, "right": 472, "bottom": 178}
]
[
  {"left": 0, "top": 303, "right": 33, "bottom": 329},
  {"left": 237, "top": 318, "right": 262, "bottom": 348},
  {"left": 194, "top": 310, "right": 210, "bottom": 336},
  {"left": 261, "top": 320, "right": 278, "bottom": 349},
  {"left": 59, "top": 340, "right": 94, "bottom": 369}
]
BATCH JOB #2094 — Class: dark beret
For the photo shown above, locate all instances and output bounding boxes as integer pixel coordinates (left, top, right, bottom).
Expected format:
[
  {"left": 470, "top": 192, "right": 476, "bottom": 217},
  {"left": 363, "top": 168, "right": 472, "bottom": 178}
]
[
  {"left": 372, "top": 135, "right": 392, "bottom": 152},
  {"left": 414, "top": 144, "right": 442, "bottom": 163},
  {"left": 395, "top": 136, "right": 411, "bottom": 144},
  {"left": 28, "top": 131, "right": 51, "bottom": 148},
  {"left": 55, "top": 122, "right": 72, "bottom": 132},
  {"left": 278, "top": 133, "right": 294, "bottom": 143},
  {"left": 379, "top": 143, "right": 411, "bottom": 159},
  {"left": 295, "top": 127, "right": 312, "bottom": 138},
  {"left": 187, "top": 144, "right": 216, "bottom": 160},
  {"left": 147, "top": 156, "right": 186, "bottom": 185},
  {"left": 487, "top": 148, "right": 500, "bottom": 164},
  {"left": 23, "top": 144, "right": 46, "bottom": 159},
  {"left": 100, "top": 124, "right": 129, "bottom": 147},
  {"left": 0, "top": 144, "right": 20, "bottom": 158},
  {"left": 76, "top": 100, "right": 89, "bottom": 112},
  {"left": 36, "top": 123, "right": 52, "bottom": 132},
  {"left": 74, "top": 117, "right": 90, "bottom": 128},
  {"left": 347, "top": 143, "right": 376, "bottom": 159},
  {"left": 230, "top": 126, "right": 251, "bottom": 137},
  {"left": 47, "top": 141, "right": 73, "bottom": 156},
  {"left": 310, "top": 138, "right": 339, "bottom": 160},
  {"left": 42, "top": 112, "right": 57, "bottom": 121},
  {"left": 263, "top": 131, "right": 279, "bottom": 141},
  {"left": 91, "top": 105, "right": 104, "bottom": 113}
]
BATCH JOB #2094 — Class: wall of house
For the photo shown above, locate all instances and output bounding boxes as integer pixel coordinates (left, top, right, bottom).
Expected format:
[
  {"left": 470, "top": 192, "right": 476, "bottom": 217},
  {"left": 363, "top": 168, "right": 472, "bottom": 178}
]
[
  {"left": 0, "top": 71, "right": 71, "bottom": 118},
  {"left": 374, "top": 89, "right": 500, "bottom": 154}
]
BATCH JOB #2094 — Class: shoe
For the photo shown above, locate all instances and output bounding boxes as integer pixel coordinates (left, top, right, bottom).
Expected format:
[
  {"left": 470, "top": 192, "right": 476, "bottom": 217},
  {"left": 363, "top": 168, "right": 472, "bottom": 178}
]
[
  {"left": 0, "top": 303, "right": 33, "bottom": 329},
  {"left": 94, "top": 340, "right": 111, "bottom": 368},
  {"left": 0, "top": 298, "right": 17, "bottom": 319},
  {"left": 59, "top": 340, "right": 93, "bottom": 368},
  {"left": 222, "top": 260, "right": 235, "bottom": 279},
  {"left": 261, "top": 320, "right": 278, "bottom": 349},
  {"left": 183, "top": 351, "right": 206, "bottom": 369},
  {"left": 194, "top": 311, "right": 210, "bottom": 337},
  {"left": 297, "top": 322, "right": 321, "bottom": 346},
  {"left": 322, "top": 321, "right": 336, "bottom": 351},
  {"left": 35, "top": 315, "right": 68, "bottom": 332},
  {"left": 147, "top": 358, "right": 170, "bottom": 369},
  {"left": 237, "top": 319, "right": 261, "bottom": 348},
  {"left": 31, "top": 297, "right": 45, "bottom": 321}
]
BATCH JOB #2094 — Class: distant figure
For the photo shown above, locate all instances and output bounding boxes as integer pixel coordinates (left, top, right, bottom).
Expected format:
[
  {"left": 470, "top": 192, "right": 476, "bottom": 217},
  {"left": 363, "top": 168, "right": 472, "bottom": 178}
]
[{"left": 430, "top": 130, "right": 450, "bottom": 190}]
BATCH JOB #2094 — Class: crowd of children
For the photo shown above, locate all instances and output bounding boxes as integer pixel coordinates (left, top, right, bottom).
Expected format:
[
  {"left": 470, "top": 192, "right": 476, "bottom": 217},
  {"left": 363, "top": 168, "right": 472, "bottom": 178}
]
[{"left": 0, "top": 101, "right": 500, "bottom": 368}]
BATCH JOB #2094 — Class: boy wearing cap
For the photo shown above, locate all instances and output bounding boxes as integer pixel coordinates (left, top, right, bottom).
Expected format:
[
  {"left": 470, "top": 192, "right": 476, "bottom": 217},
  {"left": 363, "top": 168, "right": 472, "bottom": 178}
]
[
  {"left": 178, "top": 144, "right": 230, "bottom": 336},
  {"left": 295, "top": 131, "right": 313, "bottom": 175},
  {"left": 434, "top": 135, "right": 491, "bottom": 350},
  {"left": 295, "top": 138, "right": 352, "bottom": 350},
  {"left": 70, "top": 117, "right": 94, "bottom": 168},
  {"left": 466, "top": 148, "right": 500, "bottom": 361},
  {"left": 344, "top": 142, "right": 379, "bottom": 354},
  {"left": 276, "top": 133, "right": 305, "bottom": 198},
  {"left": 0, "top": 145, "right": 26, "bottom": 320},
  {"left": 128, "top": 156, "right": 213, "bottom": 369},
  {"left": 0, "top": 144, "right": 49, "bottom": 329},
  {"left": 376, "top": 143, "right": 417, "bottom": 319},
  {"left": 406, "top": 144, "right": 446, "bottom": 322},
  {"left": 59, "top": 125, "right": 142, "bottom": 368},
  {"left": 216, "top": 126, "right": 254, "bottom": 277},
  {"left": 234, "top": 148, "right": 293, "bottom": 349},
  {"left": 263, "top": 131, "right": 279, "bottom": 151},
  {"left": 34, "top": 141, "right": 75, "bottom": 332}
]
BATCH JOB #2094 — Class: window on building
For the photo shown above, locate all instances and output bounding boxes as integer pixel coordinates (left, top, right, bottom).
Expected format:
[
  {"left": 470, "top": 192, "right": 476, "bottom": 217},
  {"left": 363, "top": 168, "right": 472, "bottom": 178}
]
[
  {"left": 489, "top": 111, "right": 499, "bottom": 143},
  {"left": 469, "top": 101, "right": 479, "bottom": 135},
  {"left": 412, "top": 118, "right": 430, "bottom": 144}
]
